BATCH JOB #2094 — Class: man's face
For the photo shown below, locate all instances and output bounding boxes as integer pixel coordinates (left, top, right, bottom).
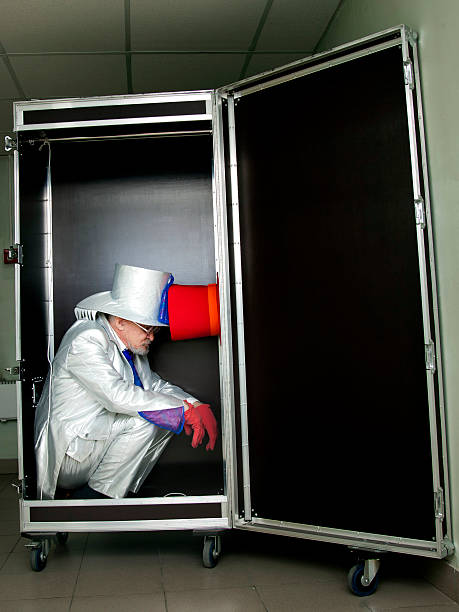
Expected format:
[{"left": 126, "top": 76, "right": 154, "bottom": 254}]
[{"left": 123, "top": 321, "right": 158, "bottom": 356}]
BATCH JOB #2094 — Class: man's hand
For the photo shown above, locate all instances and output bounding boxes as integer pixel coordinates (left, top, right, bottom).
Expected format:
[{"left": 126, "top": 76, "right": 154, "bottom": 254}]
[
  {"left": 193, "top": 403, "right": 217, "bottom": 451},
  {"left": 183, "top": 401, "right": 205, "bottom": 448}
]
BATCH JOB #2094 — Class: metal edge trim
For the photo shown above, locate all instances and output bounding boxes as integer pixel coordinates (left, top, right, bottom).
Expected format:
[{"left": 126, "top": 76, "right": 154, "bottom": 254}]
[
  {"left": 23, "top": 495, "right": 228, "bottom": 508},
  {"left": 400, "top": 28, "right": 445, "bottom": 554},
  {"left": 13, "top": 150, "right": 20, "bottom": 361},
  {"left": 411, "top": 36, "right": 452, "bottom": 546},
  {"left": 16, "top": 380, "right": 24, "bottom": 480},
  {"left": 229, "top": 39, "right": 400, "bottom": 100},
  {"left": 211, "top": 92, "right": 237, "bottom": 526},
  {"left": 227, "top": 96, "right": 252, "bottom": 523},
  {"left": 45, "top": 145, "right": 55, "bottom": 363},
  {"left": 22, "top": 518, "right": 230, "bottom": 533},
  {"left": 217, "top": 25, "right": 404, "bottom": 97},
  {"left": 16, "top": 114, "right": 212, "bottom": 132},
  {"left": 234, "top": 518, "right": 447, "bottom": 559},
  {"left": 15, "top": 91, "right": 213, "bottom": 112}
]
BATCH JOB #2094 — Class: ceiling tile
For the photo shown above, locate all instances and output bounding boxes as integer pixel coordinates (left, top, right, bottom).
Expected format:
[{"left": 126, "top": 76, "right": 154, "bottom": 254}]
[
  {"left": 245, "top": 53, "right": 310, "bottom": 78},
  {"left": 0, "top": 0, "right": 125, "bottom": 53},
  {"left": 0, "top": 59, "right": 22, "bottom": 98},
  {"left": 131, "top": 0, "right": 267, "bottom": 51},
  {"left": 133, "top": 53, "right": 244, "bottom": 93},
  {"left": 257, "top": 0, "right": 340, "bottom": 51},
  {"left": 0, "top": 100, "right": 14, "bottom": 133},
  {"left": 10, "top": 55, "right": 127, "bottom": 99}
]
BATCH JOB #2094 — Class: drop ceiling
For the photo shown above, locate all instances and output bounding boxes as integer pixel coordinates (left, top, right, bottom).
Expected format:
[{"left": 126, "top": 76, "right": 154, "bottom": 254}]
[{"left": 0, "top": 0, "right": 341, "bottom": 138}]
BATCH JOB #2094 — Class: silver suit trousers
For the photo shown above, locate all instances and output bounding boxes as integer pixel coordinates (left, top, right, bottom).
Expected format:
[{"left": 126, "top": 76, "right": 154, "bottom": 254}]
[{"left": 57, "top": 414, "right": 173, "bottom": 498}]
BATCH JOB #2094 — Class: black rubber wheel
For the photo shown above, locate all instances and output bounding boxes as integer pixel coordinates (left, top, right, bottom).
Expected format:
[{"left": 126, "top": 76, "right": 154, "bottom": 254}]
[
  {"left": 30, "top": 546, "right": 47, "bottom": 572},
  {"left": 56, "top": 532, "right": 69, "bottom": 545},
  {"left": 347, "top": 562, "right": 379, "bottom": 596},
  {"left": 202, "top": 536, "right": 219, "bottom": 568}
]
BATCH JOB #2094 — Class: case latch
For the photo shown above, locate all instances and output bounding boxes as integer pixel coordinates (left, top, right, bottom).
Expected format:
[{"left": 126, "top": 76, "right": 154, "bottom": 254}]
[
  {"left": 4, "top": 135, "right": 17, "bottom": 152},
  {"left": 3, "top": 244, "right": 23, "bottom": 265}
]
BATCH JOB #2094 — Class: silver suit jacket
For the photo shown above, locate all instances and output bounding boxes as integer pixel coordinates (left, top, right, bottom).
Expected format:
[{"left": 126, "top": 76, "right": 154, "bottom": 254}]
[{"left": 34, "top": 315, "right": 196, "bottom": 499}]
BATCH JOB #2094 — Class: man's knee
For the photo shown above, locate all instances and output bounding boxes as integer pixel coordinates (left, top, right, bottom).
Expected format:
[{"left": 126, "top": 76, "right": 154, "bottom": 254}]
[{"left": 116, "top": 413, "right": 169, "bottom": 444}]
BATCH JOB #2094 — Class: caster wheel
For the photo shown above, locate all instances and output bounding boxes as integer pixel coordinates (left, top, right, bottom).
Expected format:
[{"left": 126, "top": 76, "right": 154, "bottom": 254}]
[
  {"left": 30, "top": 546, "right": 48, "bottom": 572},
  {"left": 202, "top": 536, "right": 220, "bottom": 568},
  {"left": 56, "top": 532, "right": 68, "bottom": 545},
  {"left": 348, "top": 562, "right": 379, "bottom": 596}
]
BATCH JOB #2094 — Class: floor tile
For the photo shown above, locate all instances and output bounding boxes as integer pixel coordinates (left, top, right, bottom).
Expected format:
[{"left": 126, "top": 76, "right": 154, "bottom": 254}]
[
  {"left": 0, "top": 483, "right": 21, "bottom": 500},
  {"left": 0, "top": 598, "right": 71, "bottom": 611},
  {"left": 85, "top": 530, "right": 161, "bottom": 554},
  {"left": 160, "top": 549, "right": 256, "bottom": 591},
  {"left": 244, "top": 551, "right": 345, "bottom": 586},
  {"left": 362, "top": 576, "right": 456, "bottom": 609},
  {"left": 75, "top": 550, "right": 163, "bottom": 597},
  {"left": 165, "top": 586, "right": 266, "bottom": 612},
  {"left": 371, "top": 607, "right": 459, "bottom": 612},
  {"left": 0, "top": 550, "right": 82, "bottom": 600},
  {"left": 0, "top": 498, "right": 20, "bottom": 520},
  {"left": 257, "top": 581, "right": 371, "bottom": 611},
  {"left": 70, "top": 592, "right": 166, "bottom": 611},
  {"left": 0, "top": 520, "right": 20, "bottom": 536},
  {"left": 0, "top": 475, "right": 13, "bottom": 491},
  {"left": 0, "top": 534, "right": 20, "bottom": 553}
]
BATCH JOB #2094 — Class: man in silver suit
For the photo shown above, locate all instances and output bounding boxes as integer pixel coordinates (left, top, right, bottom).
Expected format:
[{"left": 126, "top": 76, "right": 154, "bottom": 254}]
[{"left": 34, "top": 264, "right": 216, "bottom": 500}]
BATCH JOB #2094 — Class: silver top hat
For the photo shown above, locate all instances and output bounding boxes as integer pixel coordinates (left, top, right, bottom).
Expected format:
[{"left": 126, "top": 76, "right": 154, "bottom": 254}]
[{"left": 74, "top": 264, "right": 172, "bottom": 326}]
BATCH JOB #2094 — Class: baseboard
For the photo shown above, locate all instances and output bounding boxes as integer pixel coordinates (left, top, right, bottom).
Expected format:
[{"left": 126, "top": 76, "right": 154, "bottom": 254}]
[
  {"left": 0, "top": 458, "right": 18, "bottom": 474},
  {"left": 422, "top": 558, "right": 459, "bottom": 603}
]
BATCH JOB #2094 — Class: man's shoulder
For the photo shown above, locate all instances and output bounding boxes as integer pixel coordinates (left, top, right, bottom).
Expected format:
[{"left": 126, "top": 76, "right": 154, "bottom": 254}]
[{"left": 61, "top": 319, "right": 113, "bottom": 352}]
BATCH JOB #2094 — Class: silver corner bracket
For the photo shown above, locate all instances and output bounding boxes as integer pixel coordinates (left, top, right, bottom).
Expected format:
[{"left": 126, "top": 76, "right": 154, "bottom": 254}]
[
  {"left": 441, "top": 537, "right": 455, "bottom": 557},
  {"left": 4, "top": 135, "right": 17, "bottom": 152}
]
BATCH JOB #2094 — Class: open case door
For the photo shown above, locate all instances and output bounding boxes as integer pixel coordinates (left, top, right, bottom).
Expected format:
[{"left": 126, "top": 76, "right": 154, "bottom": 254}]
[{"left": 218, "top": 26, "right": 452, "bottom": 559}]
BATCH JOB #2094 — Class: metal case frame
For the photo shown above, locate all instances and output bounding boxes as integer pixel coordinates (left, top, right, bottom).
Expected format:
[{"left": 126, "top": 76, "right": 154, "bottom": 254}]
[
  {"left": 13, "top": 90, "right": 235, "bottom": 535},
  {"left": 10, "top": 26, "right": 452, "bottom": 561}
]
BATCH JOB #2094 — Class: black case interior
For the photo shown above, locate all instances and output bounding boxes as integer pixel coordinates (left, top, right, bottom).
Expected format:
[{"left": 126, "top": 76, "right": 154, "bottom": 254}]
[{"left": 231, "top": 45, "right": 436, "bottom": 540}]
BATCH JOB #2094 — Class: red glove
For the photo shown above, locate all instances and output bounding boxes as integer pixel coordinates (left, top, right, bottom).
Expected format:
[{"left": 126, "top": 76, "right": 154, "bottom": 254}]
[
  {"left": 194, "top": 403, "right": 218, "bottom": 451},
  {"left": 183, "top": 401, "right": 205, "bottom": 448}
]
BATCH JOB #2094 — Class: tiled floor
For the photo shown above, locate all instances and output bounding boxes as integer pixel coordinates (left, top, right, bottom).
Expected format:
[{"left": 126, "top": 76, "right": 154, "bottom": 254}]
[{"left": 0, "top": 473, "right": 458, "bottom": 611}]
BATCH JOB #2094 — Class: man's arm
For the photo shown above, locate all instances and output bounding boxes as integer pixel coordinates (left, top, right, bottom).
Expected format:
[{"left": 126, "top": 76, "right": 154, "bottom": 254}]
[{"left": 66, "top": 330, "right": 185, "bottom": 417}]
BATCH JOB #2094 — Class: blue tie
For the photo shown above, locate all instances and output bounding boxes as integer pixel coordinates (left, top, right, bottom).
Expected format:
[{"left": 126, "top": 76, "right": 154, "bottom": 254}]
[{"left": 122, "top": 349, "right": 144, "bottom": 389}]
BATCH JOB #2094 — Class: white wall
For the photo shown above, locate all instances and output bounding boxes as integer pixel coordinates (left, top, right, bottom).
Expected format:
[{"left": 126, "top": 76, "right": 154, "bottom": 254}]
[
  {"left": 0, "top": 155, "right": 18, "bottom": 461},
  {"left": 318, "top": 0, "right": 459, "bottom": 570}
]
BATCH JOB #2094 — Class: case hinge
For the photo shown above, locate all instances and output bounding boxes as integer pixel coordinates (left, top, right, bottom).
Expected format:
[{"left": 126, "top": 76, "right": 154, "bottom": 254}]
[
  {"left": 404, "top": 60, "right": 415, "bottom": 90},
  {"left": 414, "top": 198, "right": 426, "bottom": 229},
  {"left": 434, "top": 488, "right": 445, "bottom": 520},
  {"left": 425, "top": 342, "right": 436, "bottom": 373},
  {"left": 3, "top": 244, "right": 23, "bottom": 265},
  {"left": 4, "top": 135, "right": 17, "bottom": 152}
]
